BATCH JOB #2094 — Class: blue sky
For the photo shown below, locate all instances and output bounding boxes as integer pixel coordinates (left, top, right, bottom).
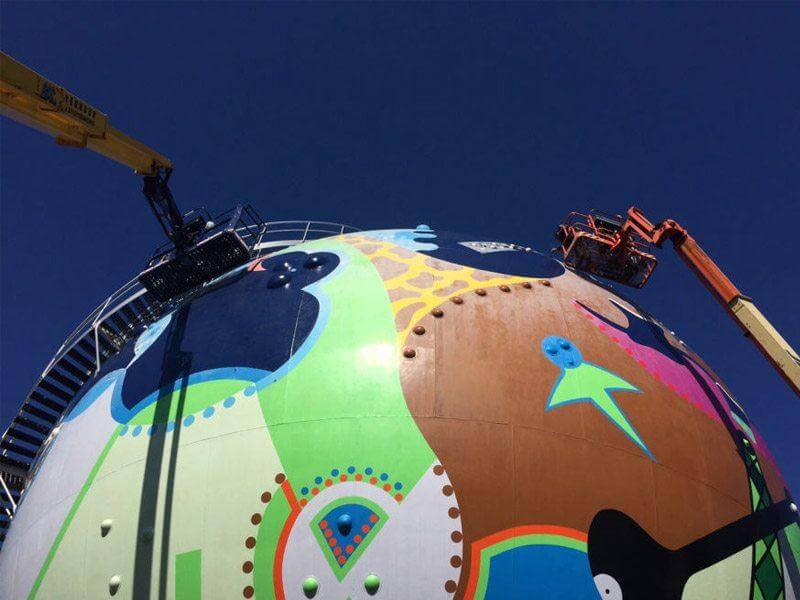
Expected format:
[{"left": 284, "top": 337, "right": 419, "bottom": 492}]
[{"left": 2, "top": 4, "right": 798, "bottom": 493}]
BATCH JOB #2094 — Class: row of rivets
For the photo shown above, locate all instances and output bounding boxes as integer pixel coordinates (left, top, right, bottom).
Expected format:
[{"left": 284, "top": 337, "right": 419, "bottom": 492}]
[
  {"left": 402, "top": 280, "right": 554, "bottom": 360},
  {"left": 433, "top": 464, "right": 461, "bottom": 595},
  {"left": 100, "top": 518, "right": 120, "bottom": 595},
  {"left": 266, "top": 254, "right": 328, "bottom": 289},
  {"left": 242, "top": 473, "right": 286, "bottom": 598}
]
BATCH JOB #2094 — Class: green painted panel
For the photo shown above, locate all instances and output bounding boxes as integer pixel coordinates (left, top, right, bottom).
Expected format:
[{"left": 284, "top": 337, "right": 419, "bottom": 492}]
[
  {"left": 785, "top": 523, "right": 800, "bottom": 567},
  {"left": 683, "top": 547, "right": 751, "bottom": 600},
  {"left": 176, "top": 550, "right": 202, "bottom": 600},
  {"left": 259, "top": 240, "right": 435, "bottom": 493}
]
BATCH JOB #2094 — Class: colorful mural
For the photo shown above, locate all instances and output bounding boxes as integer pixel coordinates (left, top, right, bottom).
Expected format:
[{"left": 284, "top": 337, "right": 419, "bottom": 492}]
[{"left": 0, "top": 228, "right": 796, "bottom": 599}]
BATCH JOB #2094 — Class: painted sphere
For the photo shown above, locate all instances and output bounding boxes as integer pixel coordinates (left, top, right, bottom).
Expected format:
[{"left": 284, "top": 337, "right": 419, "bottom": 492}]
[{"left": 1, "top": 227, "right": 797, "bottom": 599}]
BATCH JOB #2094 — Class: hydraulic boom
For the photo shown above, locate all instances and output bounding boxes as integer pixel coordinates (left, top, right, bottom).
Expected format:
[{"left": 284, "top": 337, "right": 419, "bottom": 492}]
[
  {"left": 1, "top": 51, "right": 258, "bottom": 300},
  {"left": 0, "top": 51, "right": 196, "bottom": 250},
  {"left": 556, "top": 207, "right": 800, "bottom": 397}
]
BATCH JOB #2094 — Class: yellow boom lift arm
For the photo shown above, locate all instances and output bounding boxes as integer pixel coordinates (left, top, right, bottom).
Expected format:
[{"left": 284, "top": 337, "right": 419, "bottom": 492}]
[
  {"left": 0, "top": 51, "right": 203, "bottom": 249},
  {"left": 1, "top": 50, "right": 260, "bottom": 301},
  {"left": 0, "top": 52, "right": 171, "bottom": 176}
]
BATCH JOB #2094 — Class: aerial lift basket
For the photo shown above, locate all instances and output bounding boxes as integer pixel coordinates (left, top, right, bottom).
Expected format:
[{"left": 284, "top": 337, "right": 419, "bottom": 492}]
[
  {"left": 555, "top": 210, "right": 658, "bottom": 288},
  {"left": 138, "top": 204, "right": 264, "bottom": 302}
]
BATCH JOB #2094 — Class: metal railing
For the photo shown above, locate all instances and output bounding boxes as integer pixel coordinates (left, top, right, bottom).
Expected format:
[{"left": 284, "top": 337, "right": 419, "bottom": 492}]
[
  {"left": 47, "top": 220, "right": 358, "bottom": 375},
  {"left": 0, "top": 218, "right": 359, "bottom": 547}
]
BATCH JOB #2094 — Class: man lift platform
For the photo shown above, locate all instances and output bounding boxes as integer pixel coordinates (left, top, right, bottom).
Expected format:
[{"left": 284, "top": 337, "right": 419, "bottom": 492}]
[{"left": 555, "top": 207, "right": 800, "bottom": 397}]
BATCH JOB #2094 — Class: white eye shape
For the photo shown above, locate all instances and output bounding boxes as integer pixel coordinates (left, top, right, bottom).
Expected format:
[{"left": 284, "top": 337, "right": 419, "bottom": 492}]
[{"left": 594, "top": 574, "right": 622, "bottom": 600}]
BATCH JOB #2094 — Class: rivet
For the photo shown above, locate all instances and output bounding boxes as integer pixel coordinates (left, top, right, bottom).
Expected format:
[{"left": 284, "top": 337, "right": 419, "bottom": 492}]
[
  {"left": 475, "top": 288, "right": 487, "bottom": 296},
  {"left": 245, "top": 536, "right": 256, "bottom": 549},
  {"left": 545, "top": 344, "right": 558, "bottom": 355},
  {"left": 304, "top": 255, "right": 327, "bottom": 269},
  {"left": 242, "top": 561, "right": 254, "bottom": 574},
  {"left": 498, "top": 285, "right": 510, "bottom": 293},
  {"left": 302, "top": 577, "right": 319, "bottom": 598},
  {"left": 413, "top": 325, "right": 426, "bottom": 335},
  {"left": 251, "top": 513, "right": 262, "bottom": 525},
  {"left": 450, "top": 555, "right": 462, "bottom": 567},
  {"left": 403, "top": 347, "right": 417, "bottom": 358},
  {"left": 451, "top": 530, "right": 463, "bottom": 542},
  {"left": 451, "top": 296, "right": 464, "bottom": 305},
  {"left": 431, "top": 307, "right": 444, "bottom": 318},
  {"left": 539, "top": 280, "right": 552, "bottom": 287},
  {"left": 261, "top": 491, "right": 272, "bottom": 503},
  {"left": 273, "top": 261, "right": 293, "bottom": 272},
  {"left": 267, "top": 273, "right": 291, "bottom": 289},
  {"left": 243, "top": 586, "right": 255, "bottom": 599},
  {"left": 433, "top": 464, "right": 445, "bottom": 475},
  {"left": 275, "top": 472, "right": 286, "bottom": 484},
  {"left": 445, "top": 579, "right": 458, "bottom": 593},
  {"left": 100, "top": 518, "right": 113, "bottom": 537},
  {"left": 442, "top": 484, "right": 454, "bottom": 496},
  {"left": 364, "top": 573, "right": 381, "bottom": 595},
  {"left": 559, "top": 340, "right": 571, "bottom": 350},
  {"left": 109, "top": 575, "right": 121, "bottom": 596},
  {"left": 522, "top": 282, "right": 532, "bottom": 289},
  {"left": 448, "top": 507, "right": 460, "bottom": 518},
  {"left": 141, "top": 527, "right": 154, "bottom": 543}
]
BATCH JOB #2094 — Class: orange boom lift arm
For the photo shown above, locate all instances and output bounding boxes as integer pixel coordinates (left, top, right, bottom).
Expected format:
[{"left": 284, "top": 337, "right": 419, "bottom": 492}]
[{"left": 556, "top": 207, "right": 800, "bottom": 397}]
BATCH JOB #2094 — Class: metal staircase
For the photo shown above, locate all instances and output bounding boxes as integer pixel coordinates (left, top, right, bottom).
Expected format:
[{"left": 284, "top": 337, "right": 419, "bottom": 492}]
[
  {"left": 0, "top": 218, "right": 358, "bottom": 549},
  {"left": 0, "top": 282, "right": 168, "bottom": 548}
]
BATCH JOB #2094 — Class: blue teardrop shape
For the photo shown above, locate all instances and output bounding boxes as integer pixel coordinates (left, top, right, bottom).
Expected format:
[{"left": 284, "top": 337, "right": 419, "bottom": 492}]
[{"left": 337, "top": 513, "right": 352, "bottom": 536}]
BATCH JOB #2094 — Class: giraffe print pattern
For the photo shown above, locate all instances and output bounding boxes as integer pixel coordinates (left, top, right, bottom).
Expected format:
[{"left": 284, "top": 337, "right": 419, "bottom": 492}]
[{"left": 342, "top": 234, "right": 538, "bottom": 346}]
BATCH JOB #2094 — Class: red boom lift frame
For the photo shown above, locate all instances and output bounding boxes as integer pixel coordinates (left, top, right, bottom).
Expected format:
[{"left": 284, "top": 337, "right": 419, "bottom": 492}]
[{"left": 555, "top": 207, "right": 800, "bottom": 397}]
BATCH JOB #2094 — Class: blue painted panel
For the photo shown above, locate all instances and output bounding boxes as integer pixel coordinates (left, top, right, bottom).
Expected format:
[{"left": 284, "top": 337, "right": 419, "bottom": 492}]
[
  {"left": 118, "top": 250, "right": 339, "bottom": 408},
  {"left": 64, "top": 250, "right": 339, "bottom": 422},
  {"left": 484, "top": 545, "right": 597, "bottom": 600}
]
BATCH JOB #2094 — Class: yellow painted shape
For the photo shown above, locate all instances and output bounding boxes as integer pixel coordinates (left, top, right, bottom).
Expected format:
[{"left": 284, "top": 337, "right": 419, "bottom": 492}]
[{"left": 344, "top": 235, "right": 536, "bottom": 346}]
